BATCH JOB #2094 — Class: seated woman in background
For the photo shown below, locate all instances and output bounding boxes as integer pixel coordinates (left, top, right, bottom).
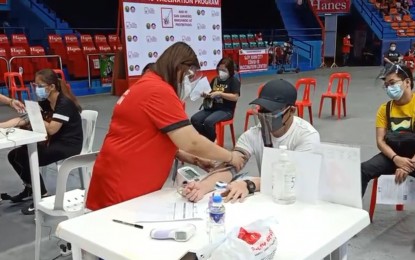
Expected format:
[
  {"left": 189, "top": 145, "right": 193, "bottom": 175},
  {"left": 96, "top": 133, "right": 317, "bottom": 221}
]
[
  {"left": 191, "top": 57, "right": 240, "bottom": 142},
  {"left": 0, "top": 69, "right": 83, "bottom": 215}
]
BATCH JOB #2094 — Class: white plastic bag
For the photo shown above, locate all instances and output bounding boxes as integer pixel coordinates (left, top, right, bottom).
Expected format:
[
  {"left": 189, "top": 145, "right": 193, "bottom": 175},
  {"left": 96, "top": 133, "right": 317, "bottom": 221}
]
[{"left": 210, "top": 217, "right": 278, "bottom": 260}]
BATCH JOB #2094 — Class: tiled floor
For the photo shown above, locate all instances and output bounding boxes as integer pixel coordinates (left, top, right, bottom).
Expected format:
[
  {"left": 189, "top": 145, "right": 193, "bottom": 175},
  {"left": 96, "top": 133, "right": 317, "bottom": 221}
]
[{"left": 0, "top": 66, "right": 414, "bottom": 260}]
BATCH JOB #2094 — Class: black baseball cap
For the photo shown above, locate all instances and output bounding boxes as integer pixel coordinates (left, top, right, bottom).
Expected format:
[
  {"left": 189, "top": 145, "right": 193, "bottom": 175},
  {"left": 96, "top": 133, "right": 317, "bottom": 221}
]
[{"left": 249, "top": 79, "right": 297, "bottom": 112}]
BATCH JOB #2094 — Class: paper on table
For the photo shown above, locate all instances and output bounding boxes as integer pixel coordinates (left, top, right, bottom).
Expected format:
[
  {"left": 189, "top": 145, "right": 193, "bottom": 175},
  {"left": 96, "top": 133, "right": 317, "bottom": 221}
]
[
  {"left": 190, "top": 76, "right": 211, "bottom": 101},
  {"left": 24, "top": 100, "right": 47, "bottom": 135},
  {"left": 135, "top": 202, "right": 204, "bottom": 223},
  {"left": 376, "top": 176, "right": 415, "bottom": 204}
]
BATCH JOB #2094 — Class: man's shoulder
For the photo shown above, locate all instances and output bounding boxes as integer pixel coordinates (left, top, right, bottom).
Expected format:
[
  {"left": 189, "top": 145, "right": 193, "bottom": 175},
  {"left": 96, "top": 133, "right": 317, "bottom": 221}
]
[{"left": 293, "top": 116, "right": 318, "bottom": 134}]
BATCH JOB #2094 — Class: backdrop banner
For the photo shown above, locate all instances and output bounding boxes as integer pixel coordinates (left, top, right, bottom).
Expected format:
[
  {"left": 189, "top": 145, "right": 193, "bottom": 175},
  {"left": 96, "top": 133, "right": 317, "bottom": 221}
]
[{"left": 121, "top": 0, "right": 222, "bottom": 76}]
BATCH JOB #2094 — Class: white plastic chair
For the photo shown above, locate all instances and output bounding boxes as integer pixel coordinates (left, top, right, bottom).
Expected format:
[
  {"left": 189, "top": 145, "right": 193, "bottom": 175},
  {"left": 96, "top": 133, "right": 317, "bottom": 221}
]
[
  {"left": 35, "top": 152, "right": 99, "bottom": 260},
  {"left": 41, "top": 110, "right": 98, "bottom": 188}
]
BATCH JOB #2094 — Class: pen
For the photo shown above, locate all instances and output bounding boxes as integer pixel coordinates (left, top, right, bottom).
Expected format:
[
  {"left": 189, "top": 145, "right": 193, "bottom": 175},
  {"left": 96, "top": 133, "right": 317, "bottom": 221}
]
[{"left": 112, "top": 219, "right": 143, "bottom": 229}]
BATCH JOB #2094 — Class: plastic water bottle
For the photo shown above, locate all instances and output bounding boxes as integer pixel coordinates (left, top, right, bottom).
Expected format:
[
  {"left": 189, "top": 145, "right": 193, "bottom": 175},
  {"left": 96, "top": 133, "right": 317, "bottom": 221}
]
[
  {"left": 272, "top": 145, "right": 296, "bottom": 204},
  {"left": 206, "top": 182, "right": 227, "bottom": 234},
  {"left": 208, "top": 195, "right": 226, "bottom": 244}
]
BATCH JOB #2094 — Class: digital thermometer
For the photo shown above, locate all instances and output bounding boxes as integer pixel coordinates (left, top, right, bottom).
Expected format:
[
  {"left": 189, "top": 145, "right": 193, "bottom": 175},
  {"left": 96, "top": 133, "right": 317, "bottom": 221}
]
[{"left": 150, "top": 223, "right": 196, "bottom": 242}]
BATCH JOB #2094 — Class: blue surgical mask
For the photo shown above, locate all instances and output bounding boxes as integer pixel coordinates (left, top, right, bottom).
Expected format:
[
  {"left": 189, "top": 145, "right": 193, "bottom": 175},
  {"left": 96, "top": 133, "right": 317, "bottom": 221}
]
[
  {"left": 386, "top": 83, "right": 404, "bottom": 100},
  {"left": 35, "top": 87, "right": 49, "bottom": 101}
]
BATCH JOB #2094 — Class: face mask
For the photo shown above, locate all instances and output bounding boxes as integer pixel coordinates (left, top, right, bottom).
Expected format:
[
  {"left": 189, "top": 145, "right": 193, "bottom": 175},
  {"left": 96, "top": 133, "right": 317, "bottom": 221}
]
[
  {"left": 390, "top": 47, "right": 396, "bottom": 51},
  {"left": 178, "top": 75, "right": 197, "bottom": 101},
  {"left": 35, "top": 87, "right": 49, "bottom": 101},
  {"left": 218, "top": 70, "right": 229, "bottom": 81},
  {"left": 386, "top": 83, "right": 404, "bottom": 100}
]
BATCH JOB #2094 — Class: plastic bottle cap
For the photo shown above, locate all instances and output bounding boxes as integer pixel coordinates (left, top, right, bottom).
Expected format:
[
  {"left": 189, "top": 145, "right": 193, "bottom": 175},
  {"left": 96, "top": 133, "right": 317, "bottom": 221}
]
[
  {"left": 212, "top": 195, "right": 222, "bottom": 203},
  {"left": 215, "top": 181, "right": 227, "bottom": 189}
]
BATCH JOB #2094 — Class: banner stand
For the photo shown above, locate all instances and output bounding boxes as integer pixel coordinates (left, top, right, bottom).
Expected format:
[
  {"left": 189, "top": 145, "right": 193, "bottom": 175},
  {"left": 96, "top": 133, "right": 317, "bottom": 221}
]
[{"left": 321, "top": 14, "right": 339, "bottom": 69}]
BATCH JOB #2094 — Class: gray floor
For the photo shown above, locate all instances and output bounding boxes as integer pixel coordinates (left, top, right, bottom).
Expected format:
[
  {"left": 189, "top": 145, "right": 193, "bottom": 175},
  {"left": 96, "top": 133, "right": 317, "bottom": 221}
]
[{"left": 0, "top": 66, "right": 414, "bottom": 260}]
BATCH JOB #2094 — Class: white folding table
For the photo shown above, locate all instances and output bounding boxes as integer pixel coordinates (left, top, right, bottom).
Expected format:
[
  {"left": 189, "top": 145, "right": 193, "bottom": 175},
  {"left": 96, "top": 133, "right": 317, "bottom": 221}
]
[
  {"left": 56, "top": 188, "right": 370, "bottom": 260},
  {"left": 0, "top": 128, "right": 46, "bottom": 260}
]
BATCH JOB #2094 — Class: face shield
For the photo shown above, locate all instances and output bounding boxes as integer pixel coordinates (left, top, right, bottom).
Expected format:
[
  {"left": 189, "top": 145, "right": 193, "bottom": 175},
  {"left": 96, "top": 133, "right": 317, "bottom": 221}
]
[
  {"left": 256, "top": 106, "right": 290, "bottom": 148},
  {"left": 177, "top": 65, "right": 202, "bottom": 101},
  {"left": 30, "top": 82, "right": 50, "bottom": 101}
]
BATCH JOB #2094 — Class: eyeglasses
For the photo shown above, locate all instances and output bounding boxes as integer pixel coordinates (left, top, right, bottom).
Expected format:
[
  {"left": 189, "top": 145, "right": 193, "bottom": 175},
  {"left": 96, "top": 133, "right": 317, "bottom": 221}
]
[
  {"left": 30, "top": 82, "right": 48, "bottom": 88},
  {"left": 258, "top": 106, "right": 291, "bottom": 118},
  {"left": 384, "top": 79, "right": 403, "bottom": 88}
]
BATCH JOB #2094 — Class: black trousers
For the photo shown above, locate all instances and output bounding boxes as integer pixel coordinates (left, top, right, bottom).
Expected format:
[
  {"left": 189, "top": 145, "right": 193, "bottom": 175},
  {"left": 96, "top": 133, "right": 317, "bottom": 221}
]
[
  {"left": 191, "top": 109, "right": 233, "bottom": 142},
  {"left": 8, "top": 142, "right": 81, "bottom": 194},
  {"left": 361, "top": 153, "right": 415, "bottom": 196}
]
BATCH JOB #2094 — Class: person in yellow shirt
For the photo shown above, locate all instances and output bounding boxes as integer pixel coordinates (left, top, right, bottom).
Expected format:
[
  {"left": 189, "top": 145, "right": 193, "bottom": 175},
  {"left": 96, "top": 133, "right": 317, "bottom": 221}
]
[{"left": 361, "top": 64, "right": 415, "bottom": 196}]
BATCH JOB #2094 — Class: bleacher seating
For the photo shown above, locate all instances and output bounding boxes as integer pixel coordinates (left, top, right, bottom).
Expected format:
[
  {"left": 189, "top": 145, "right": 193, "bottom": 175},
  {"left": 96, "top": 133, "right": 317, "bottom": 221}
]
[
  {"left": 94, "top": 35, "right": 112, "bottom": 53},
  {"left": 107, "top": 34, "right": 122, "bottom": 51},
  {"left": 10, "top": 46, "right": 33, "bottom": 81},
  {"left": 370, "top": 0, "right": 415, "bottom": 37},
  {"left": 30, "top": 46, "right": 54, "bottom": 72},
  {"left": 0, "top": 35, "right": 11, "bottom": 58},
  {"left": 66, "top": 45, "right": 87, "bottom": 78},
  {"left": 0, "top": 47, "right": 8, "bottom": 83},
  {"left": 11, "top": 34, "right": 30, "bottom": 52},
  {"left": 48, "top": 34, "right": 68, "bottom": 66},
  {"left": 65, "top": 34, "right": 79, "bottom": 47}
]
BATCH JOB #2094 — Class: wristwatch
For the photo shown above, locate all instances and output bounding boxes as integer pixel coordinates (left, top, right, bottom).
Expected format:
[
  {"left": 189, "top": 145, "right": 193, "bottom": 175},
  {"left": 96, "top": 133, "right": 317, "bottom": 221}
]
[{"left": 244, "top": 180, "right": 256, "bottom": 194}]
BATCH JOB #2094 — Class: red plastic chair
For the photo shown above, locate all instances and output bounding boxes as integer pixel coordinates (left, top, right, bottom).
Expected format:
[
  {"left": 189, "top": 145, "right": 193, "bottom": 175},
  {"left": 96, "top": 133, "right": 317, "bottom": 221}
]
[
  {"left": 53, "top": 69, "right": 71, "bottom": 90},
  {"left": 215, "top": 118, "right": 236, "bottom": 148},
  {"left": 243, "top": 84, "right": 264, "bottom": 131},
  {"left": 295, "top": 78, "right": 316, "bottom": 125},
  {"left": 369, "top": 177, "right": 404, "bottom": 222},
  {"left": 4, "top": 72, "right": 31, "bottom": 101},
  {"left": 318, "top": 72, "right": 351, "bottom": 119}
]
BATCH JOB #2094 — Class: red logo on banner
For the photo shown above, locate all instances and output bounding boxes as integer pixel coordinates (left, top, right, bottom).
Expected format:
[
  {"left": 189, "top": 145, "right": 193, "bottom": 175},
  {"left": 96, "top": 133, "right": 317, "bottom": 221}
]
[{"left": 310, "top": 0, "right": 350, "bottom": 14}]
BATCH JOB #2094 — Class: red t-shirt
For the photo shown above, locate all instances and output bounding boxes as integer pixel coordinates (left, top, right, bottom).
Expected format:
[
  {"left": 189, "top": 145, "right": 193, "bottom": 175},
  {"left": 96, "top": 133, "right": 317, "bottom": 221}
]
[
  {"left": 342, "top": 37, "right": 351, "bottom": 53},
  {"left": 86, "top": 72, "right": 189, "bottom": 210}
]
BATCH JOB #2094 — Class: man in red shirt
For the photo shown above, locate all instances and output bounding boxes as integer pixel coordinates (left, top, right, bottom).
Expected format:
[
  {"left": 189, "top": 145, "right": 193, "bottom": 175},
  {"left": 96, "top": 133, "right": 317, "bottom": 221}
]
[{"left": 342, "top": 34, "right": 353, "bottom": 66}]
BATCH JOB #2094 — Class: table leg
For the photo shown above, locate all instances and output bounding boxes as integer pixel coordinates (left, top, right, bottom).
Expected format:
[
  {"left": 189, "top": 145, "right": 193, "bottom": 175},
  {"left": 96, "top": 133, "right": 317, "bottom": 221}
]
[
  {"left": 330, "top": 242, "right": 348, "bottom": 260},
  {"left": 27, "top": 143, "right": 41, "bottom": 260}
]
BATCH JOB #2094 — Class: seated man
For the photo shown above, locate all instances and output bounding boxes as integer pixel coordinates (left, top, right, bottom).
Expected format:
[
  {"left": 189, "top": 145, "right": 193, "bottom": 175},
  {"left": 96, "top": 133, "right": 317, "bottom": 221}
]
[
  {"left": 384, "top": 42, "right": 402, "bottom": 70},
  {"left": 183, "top": 79, "right": 320, "bottom": 202},
  {"left": 361, "top": 64, "right": 415, "bottom": 197}
]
